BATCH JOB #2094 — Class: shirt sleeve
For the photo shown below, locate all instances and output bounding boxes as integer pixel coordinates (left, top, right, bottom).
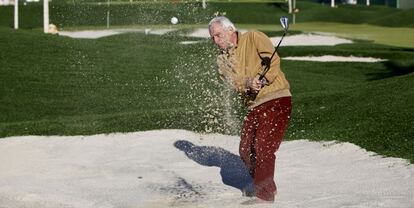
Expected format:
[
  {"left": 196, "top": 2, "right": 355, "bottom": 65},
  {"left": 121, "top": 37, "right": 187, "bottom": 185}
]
[
  {"left": 252, "top": 31, "right": 281, "bottom": 84},
  {"left": 216, "top": 54, "right": 248, "bottom": 92}
]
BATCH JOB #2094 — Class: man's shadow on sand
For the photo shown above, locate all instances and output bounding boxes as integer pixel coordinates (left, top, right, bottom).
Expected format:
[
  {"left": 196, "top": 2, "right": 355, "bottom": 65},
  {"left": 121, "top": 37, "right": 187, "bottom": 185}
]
[{"left": 174, "top": 140, "right": 254, "bottom": 193}]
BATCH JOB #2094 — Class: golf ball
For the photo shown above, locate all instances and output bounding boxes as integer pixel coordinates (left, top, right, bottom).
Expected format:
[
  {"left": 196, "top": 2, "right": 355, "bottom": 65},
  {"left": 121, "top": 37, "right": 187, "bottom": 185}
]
[{"left": 171, "top": 17, "right": 178, "bottom": 25}]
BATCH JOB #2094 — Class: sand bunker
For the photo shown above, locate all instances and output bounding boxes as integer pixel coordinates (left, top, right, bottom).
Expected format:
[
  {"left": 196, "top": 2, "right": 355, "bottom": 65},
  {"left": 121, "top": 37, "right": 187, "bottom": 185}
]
[
  {"left": 0, "top": 130, "right": 412, "bottom": 208},
  {"left": 59, "top": 29, "right": 379, "bottom": 63},
  {"left": 283, "top": 55, "right": 387, "bottom": 62},
  {"left": 59, "top": 28, "right": 353, "bottom": 48},
  {"left": 179, "top": 40, "right": 205, "bottom": 45},
  {"left": 273, "top": 33, "right": 353, "bottom": 46},
  {"left": 184, "top": 29, "right": 353, "bottom": 46},
  {"left": 59, "top": 30, "right": 122, "bottom": 39},
  {"left": 59, "top": 28, "right": 175, "bottom": 39}
]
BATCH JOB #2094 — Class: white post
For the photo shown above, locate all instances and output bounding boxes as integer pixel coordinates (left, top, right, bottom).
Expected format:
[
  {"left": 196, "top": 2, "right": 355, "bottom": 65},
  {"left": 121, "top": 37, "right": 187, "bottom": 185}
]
[
  {"left": 43, "top": 0, "right": 49, "bottom": 33},
  {"left": 366, "top": 0, "right": 370, "bottom": 6},
  {"left": 331, "top": 0, "right": 335, "bottom": 8},
  {"left": 202, "top": 0, "right": 206, "bottom": 9},
  {"left": 107, "top": 0, "right": 110, "bottom": 29},
  {"left": 288, "top": 0, "right": 292, "bottom": 13},
  {"left": 293, "top": 0, "right": 296, "bottom": 24},
  {"left": 14, "top": 0, "right": 18, "bottom": 29}
]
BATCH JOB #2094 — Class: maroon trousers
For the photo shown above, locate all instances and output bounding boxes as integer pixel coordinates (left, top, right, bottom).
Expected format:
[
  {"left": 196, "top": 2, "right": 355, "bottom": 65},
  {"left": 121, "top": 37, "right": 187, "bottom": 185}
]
[{"left": 240, "top": 96, "right": 292, "bottom": 201}]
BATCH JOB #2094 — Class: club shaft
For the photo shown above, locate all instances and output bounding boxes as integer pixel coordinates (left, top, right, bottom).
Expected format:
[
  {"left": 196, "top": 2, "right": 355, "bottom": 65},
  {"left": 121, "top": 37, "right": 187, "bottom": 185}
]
[
  {"left": 270, "top": 32, "right": 286, "bottom": 61},
  {"left": 259, "top": 32, "right": 286, "bottom": 80}
]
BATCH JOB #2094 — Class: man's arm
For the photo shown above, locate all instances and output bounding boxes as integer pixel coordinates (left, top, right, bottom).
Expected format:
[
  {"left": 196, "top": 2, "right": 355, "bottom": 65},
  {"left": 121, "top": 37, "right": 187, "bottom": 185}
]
[
  {"left": 217, "top": 62, "right": 262, "bottom": 93},
  {"left": 216, "top": 54, "right": 250, "bottom": 92}
]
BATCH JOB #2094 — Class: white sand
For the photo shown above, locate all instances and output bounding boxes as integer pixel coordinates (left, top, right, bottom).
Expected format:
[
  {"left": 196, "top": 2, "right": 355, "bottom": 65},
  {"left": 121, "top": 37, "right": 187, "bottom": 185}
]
[
  {"left": 184, "top": 29, "right": 352, "bottom": 46},
  {"left": 59, "top": 28, "right": 352, "bottom": 47},
  {"left": 59, "top": 29, "right": 379, "bottom": 63},
  {"left": 283, "top": 55, "right": 387, "bottom": 62},
  {"left": 59, "top": 29, "right": 175, "bottom": 39},
  {"left": 0, "top": 129, "right": 413, "bottom": 208},
  {"left": 179, "top": 40, "right": 205, "bottom": 45},
  {"left": 59, "top": 30, "right": 123, "bottom": 39},
  {"left": 272, "top": 33, "right": 353, "bottom": 46}
]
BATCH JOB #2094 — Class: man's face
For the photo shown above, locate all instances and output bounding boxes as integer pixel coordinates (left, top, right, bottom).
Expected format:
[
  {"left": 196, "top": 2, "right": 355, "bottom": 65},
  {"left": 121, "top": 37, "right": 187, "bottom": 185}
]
[{"left": 209, "top": 22, "right": 234, "bottom": 51}]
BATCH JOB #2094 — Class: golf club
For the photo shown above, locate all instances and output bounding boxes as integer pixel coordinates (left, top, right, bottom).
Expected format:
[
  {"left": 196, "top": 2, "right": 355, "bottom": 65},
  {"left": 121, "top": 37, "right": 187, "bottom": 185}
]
[{"left": 258, "top": 16, "right": 289, "bottom": 83}]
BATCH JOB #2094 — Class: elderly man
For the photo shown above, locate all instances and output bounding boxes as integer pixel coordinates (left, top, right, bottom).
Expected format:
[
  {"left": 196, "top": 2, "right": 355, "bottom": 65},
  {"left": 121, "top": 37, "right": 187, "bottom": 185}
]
[{"left": 208, "top": 16, "right": 292, "bottom": 202}]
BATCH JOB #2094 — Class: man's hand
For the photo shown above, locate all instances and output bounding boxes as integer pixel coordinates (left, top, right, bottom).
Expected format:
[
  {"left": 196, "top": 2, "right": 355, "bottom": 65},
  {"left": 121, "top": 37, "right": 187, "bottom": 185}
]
[{"left": 247, "top": 77, "right": 262, "bottom": 93}]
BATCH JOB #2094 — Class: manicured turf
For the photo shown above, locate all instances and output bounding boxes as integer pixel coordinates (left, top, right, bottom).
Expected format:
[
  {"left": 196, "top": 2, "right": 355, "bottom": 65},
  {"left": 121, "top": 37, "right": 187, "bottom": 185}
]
[
  {"left": 1, "top": 0, "right": 413, "bottom": 163},
  {"left": 290, "top": 23, "right": 414, "bottom": 48},
  {"left": 1, "top": 1, "right": 413, "bottom": 29},
  {"left": 240, "top": 23, "right": 414, "bottom": 48},
  {"left": 1, "top": 27, "right": 413, "bottom": 163}
]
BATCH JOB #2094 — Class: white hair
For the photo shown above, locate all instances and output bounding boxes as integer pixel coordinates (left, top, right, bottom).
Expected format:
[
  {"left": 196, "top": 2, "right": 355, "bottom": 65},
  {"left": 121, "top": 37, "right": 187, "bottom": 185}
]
[{"left": 208, "top": 16, "right": 237, "bottom": 31}]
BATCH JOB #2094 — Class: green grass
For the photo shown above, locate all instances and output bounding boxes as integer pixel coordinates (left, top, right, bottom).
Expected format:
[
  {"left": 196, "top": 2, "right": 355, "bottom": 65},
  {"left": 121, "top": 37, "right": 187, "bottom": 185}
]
[
  {"left": 1, "top": 1, "right": 413, "bottom": 29},
  {"left": 0, "top": 27, "right": 184, "bottom": 133},
  {"left": 290, "top": 22, "right": 414, "bottom": 48},
  {"left": 239, "top": 23, "right": 414, "bottom": 48},
  {"left": 283, "top": 60, "right": 414, "bottom": 162},
  {"left": 1, "top": 27, "right": 413, "bottom": 163}
]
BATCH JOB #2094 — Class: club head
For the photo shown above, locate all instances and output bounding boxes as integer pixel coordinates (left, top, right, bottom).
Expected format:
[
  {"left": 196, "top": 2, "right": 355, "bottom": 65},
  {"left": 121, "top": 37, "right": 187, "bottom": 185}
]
[{"left": 280, "top": 16, "right": 289, "bottom": 33}]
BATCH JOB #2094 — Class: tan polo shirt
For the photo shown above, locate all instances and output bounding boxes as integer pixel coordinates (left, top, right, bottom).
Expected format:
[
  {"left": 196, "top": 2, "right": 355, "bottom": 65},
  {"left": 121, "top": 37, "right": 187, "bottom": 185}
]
[{"left": 217, "top": 30, "right": 291, "bottom": 109}]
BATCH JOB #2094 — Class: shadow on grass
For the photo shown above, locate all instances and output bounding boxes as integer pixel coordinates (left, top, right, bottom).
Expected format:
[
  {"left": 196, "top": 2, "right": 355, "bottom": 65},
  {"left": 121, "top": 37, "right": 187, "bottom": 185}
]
[
  {"left": 174, "top": 140, "right": 253, "bottom": 193},
  {"left": 367, "top": 60, "right": 414, "bottom": 80}
]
